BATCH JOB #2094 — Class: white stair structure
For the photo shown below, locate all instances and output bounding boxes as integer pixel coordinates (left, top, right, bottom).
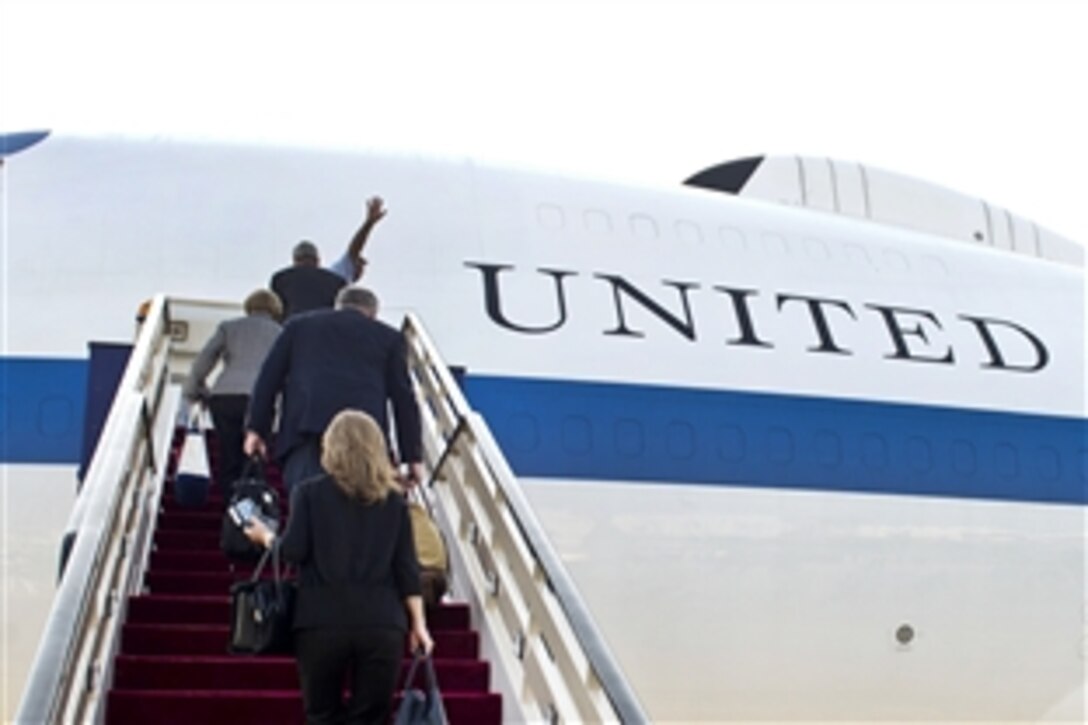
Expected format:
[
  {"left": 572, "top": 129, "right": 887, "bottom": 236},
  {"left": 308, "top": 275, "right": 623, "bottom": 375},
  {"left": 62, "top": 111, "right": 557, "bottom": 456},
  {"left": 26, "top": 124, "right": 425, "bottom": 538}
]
[{"left": 15, "top": 295, "right": 646, "bottom": 725}]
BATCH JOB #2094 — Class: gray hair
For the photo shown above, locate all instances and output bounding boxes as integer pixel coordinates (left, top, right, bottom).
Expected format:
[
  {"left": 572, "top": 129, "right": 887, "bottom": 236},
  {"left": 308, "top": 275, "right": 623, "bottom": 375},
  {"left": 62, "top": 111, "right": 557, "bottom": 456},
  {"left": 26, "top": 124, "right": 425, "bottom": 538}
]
[
  {"left": 336, "top": 286, "right": 379, "bottom": 315},
  {"left": 292, "top": 240, "right": 319, "bottom": 263}
]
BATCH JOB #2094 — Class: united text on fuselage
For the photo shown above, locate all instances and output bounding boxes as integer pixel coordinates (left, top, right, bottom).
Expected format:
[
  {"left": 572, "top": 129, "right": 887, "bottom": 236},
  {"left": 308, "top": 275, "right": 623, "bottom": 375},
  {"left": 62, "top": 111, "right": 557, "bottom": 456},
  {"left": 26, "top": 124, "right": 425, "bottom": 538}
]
[{"left": 466, "top": 262, "right": 1049, "bottom": 373}]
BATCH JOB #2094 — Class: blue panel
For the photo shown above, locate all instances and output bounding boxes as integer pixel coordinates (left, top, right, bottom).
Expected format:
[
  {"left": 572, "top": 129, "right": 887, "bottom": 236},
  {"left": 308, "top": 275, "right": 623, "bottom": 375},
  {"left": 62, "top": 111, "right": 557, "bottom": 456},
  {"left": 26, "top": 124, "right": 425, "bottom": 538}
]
[
  {"left": 0, "top": 358, "right": 88, "bottom": 463},
  {"left": 79, "top": 343, "right": 132, "bottom": 480},
  {"left": 463, "top": 375, "right": 1088, "bottom": 506}
]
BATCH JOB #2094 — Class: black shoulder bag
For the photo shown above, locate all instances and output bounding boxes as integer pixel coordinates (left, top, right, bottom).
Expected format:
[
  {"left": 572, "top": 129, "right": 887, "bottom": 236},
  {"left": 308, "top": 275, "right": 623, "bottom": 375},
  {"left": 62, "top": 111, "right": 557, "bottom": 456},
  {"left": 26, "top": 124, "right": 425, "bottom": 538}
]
[{"left": 227, "top": 542, "right": 296, "bottom": 655}]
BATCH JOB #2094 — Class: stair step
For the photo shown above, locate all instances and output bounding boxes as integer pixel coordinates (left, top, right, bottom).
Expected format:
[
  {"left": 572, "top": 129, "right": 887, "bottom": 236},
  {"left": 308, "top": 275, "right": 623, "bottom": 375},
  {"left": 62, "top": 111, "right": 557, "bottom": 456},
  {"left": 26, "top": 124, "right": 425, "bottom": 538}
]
[
  {"left": 155, "top": 513, "right": 226, "bottom": 532},
  {"left": 112, "top": 654, "right": 490, "bottom": 692},
  {"left": 153, "top": 530, "right": 222, "bottom": 550},
  {"left": 120, "top": 624, "right": 479, "bottom": 659},
  {"left": 107, "top": 688, "right": 501, "bottom": 725},
  {"left": 145, "top": 571, "right": 281, "bottom": 595},
  {"left": 126, "top": 594, "right": 471, "bottom": 630},
  {"left": 157, "top": 506, "right": 288, "bottom": 526},
  {"left": 149, "top": 551, "right": 254, "bottom": 572},
  {"left": 162, "top": 494, "right": 228, "bottom": 510},
  {"left": 165, "top": 471, "right": 285, "bottom": 487}
]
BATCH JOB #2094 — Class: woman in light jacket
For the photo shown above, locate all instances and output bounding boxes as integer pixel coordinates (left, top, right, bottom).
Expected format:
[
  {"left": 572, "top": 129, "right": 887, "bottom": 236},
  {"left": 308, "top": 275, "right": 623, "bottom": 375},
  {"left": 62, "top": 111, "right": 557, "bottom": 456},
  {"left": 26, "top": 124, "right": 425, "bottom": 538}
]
[
  {"left": 183, "top": 289, "right": 282, "bottom": 495},
  {"left": 244, "top": 409, "right": 434, "bottom": 724}
]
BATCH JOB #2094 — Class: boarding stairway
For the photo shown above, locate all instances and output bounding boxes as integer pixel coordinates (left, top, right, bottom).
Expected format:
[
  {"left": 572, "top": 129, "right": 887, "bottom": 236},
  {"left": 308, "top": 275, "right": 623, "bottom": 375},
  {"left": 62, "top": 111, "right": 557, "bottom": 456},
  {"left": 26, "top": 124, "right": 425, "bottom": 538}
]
[
  {"left": 15, "top": 296, "right": 645, "bottom": 724},
  {"left": 107, "top": 431, "right": 499, "bottom": 723}
]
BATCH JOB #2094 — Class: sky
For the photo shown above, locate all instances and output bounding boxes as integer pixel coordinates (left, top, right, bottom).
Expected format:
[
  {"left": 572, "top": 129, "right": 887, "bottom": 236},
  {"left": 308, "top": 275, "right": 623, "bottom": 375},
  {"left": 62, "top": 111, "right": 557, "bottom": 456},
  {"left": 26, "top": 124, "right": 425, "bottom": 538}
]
[{"left": 1, "top": 0, "right": 1086, "bottom": 244}]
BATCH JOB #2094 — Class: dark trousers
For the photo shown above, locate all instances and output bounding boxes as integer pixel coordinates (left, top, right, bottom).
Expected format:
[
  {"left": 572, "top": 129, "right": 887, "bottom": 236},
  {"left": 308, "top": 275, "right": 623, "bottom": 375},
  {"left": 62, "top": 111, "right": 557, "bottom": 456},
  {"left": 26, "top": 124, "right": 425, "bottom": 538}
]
[
  {"left": 208, "top": 394, "right": 249, "bottom": 496},
  {"left": 282, "top": 436, "right": 325, "bottom": 492},
  {"left": 294, "top": 626, "right": 404, "bottom": 725}
]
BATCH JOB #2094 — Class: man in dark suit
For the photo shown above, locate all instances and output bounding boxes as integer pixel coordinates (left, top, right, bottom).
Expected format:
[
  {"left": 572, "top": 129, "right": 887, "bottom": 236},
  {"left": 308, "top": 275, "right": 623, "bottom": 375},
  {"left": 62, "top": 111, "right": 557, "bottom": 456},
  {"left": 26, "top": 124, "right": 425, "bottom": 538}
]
[
  {"left": 269, "top": 241, "right": 347, "bottom": 320},
  {"left": 244, "top": 287, "right": 423, "bottom": 489},
  {"left": 270, "top": 197, "right": 387, "bottom": 320}
]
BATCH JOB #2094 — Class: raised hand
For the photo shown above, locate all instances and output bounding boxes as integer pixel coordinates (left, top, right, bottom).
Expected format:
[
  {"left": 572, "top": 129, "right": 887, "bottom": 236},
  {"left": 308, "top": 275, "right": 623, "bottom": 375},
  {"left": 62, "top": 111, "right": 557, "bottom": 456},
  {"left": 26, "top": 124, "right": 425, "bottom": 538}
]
[{"left": 364, "top": 196, "right": 387, "bottom": 226}]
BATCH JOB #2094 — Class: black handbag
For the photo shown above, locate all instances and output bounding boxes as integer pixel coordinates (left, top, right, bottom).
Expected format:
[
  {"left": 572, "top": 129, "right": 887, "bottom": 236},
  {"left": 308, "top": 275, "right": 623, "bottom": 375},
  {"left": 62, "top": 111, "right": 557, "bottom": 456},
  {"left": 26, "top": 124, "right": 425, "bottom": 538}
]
[
  {"left": 393, "top": 651, "right": 448, "bottom": 725},
  {"left": 227, "top": 543, "right": 296, "bottom": 654},
  {"left": 220, "top": 457, "right": 281, "bottom": 561}
]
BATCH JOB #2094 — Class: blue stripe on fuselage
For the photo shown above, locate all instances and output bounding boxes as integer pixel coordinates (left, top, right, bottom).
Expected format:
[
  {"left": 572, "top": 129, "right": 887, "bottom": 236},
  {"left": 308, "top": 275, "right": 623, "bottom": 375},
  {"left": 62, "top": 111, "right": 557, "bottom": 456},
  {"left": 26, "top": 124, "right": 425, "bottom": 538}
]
[
  {"left": 463, "top": 375, "right": 1088, "bottom": 506},
  {"left": 0, "top": 358, "right": 87, "bottom": 463},
  {"left": 3, "top": 357, "right": 1085, "bottom": 506}
]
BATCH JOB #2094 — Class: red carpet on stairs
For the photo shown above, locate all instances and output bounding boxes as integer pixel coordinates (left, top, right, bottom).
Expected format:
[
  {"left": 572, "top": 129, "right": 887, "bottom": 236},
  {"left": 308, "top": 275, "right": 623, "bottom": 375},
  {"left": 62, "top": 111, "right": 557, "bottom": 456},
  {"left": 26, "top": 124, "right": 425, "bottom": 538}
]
[{"left": 105, "top": 429, "right": 502, "bottom": 724}]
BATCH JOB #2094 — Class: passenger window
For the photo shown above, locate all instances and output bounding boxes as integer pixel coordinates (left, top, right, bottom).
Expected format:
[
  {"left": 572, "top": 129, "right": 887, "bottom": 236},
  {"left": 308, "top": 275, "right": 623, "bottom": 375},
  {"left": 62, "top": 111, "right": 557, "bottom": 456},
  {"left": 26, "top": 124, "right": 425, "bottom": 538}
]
[
  {"left": 803, "top": 237, "right": 831, "bottom": 261},
  {"left": 766, "top": 427, "right": 794, "bottom": 464},
  {"left": 842, "top": 243, "right": 873, "bottom": 268},
  {"left": 993, "top": 443, "right": 1019, "bottom": 479},
  {"left": 862, "top": 433, "right": 889, "bottom": 469},
  {"left": 675, "top": 220, "right": 703, "bottom": 245},
  {"left": 918, "top": 254, "right": 949, "bottom": 276},
  {"left": 762, "top": 233, "right": 790, "bottom": 256},
  {"left": 562, "top": 416, "right": 592, "bottom": 455},
  {"left": 718, "top": 226, "right": 748, "bottom": 254},
  {"left": 584, "top": 209, "right": 613, "bottom": 235},
  {"left": 668, "top": 421, "right": 696, "bottom": 459},
  {"left": 629, "top": 214, "right": 659, "bottom": 240},
  {"left": 507, "top": 413, "right": 540, "bottom": 452},
  {"left": 1035, "top": 446, "right": 1061, "bottom": 481},
  {"left": 717, "top": 425, "right": 746, "bottom": 463},
  {"left": 951, "top": 440, "right": 977, "bottom": 475},
  {"left": 813, "top": 429, "right": 841, "bottom": 467},
  {"left": 614, "top": 419, "right": 645, "bottom": 457},
  {"left": 537, "top": 204, "right": 565, "bottom": 231},
  {"left": 906, "top": 436, "right": 932, "bottom": 472},
  {"left": 882, "top": 249, "right": 910, "bottom": 273}
]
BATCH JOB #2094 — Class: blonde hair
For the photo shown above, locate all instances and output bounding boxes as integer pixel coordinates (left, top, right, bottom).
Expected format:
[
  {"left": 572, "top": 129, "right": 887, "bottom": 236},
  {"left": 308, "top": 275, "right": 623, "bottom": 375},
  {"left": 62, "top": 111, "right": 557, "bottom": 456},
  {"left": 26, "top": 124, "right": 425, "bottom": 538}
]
[
  {"left": 244, "top": 289, "right": 284, "bottom": 321},
  {"left": 321, "top": 410, "right": 401, "bottom": 503}
]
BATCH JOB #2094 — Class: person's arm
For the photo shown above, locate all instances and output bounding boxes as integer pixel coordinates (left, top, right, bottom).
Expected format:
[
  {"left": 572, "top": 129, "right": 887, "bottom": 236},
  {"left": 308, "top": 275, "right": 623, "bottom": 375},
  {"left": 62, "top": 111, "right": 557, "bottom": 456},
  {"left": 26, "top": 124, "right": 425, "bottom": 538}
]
[
  {"left": 244, "top": 322, "right": 293, "bottom": 457},
  {"left": 406, "top": 595, "right": 434, "bottom": 655},
  {"left": 244, "top": 481, "right": 311, "bottom": 564},
  {"left": 183, "top": 323, "right": 226, "bottom": 401},
  {"left": 341, "top": 197, "right": 386, "bottom": 281},
  {"left": 386, "top": 332, "right": 424, "bottom": 484}
]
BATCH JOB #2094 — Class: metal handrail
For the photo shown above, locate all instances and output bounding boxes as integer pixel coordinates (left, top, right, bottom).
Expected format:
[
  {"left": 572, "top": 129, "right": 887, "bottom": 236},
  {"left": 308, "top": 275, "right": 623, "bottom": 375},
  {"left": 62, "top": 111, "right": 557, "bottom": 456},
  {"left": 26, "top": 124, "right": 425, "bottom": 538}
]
[
  {"left": 403, "top": 312, "right": 647, "bottom": 723},
  {"left": 15, "top": 294, "right": 179, "bottom": 724}
]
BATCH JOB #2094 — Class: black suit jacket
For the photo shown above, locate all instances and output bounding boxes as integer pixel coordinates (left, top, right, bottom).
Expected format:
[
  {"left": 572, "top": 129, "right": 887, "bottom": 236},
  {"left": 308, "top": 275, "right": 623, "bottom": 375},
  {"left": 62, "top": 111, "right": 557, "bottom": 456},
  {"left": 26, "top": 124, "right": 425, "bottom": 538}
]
[
  {"left": 270, "top": 265, "right": 346, "bottom": 320},
  {"left": 247, "top": 308, "right": 422, "bottom": 464},
  {"left": 279, "top": 475, "right": 421, "bottom": 631}
]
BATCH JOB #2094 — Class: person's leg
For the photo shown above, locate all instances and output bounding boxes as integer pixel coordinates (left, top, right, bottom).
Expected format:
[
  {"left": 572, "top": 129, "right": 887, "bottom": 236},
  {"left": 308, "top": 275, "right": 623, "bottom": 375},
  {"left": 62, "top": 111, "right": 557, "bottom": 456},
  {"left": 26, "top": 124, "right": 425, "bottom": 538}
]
[
  {"left": 295, "top": 627, "right": 350, "bottom": 725},
  {"left": 281, "top": 436, "right": 324, "bottom": 492},
  {"left": 208, "top": 394, "right": 248, "bottom": 497},
  {"left": 344, "top": 628, "right": 404, "bottom": 724}
]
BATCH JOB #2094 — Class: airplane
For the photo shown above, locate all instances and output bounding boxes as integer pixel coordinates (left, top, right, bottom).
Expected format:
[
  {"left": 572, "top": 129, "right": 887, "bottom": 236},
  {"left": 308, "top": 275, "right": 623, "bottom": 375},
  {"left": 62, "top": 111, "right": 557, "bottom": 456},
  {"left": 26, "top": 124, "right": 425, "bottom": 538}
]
[{"left": 1, "top": 130, "right": 1084, "bottom": 722}]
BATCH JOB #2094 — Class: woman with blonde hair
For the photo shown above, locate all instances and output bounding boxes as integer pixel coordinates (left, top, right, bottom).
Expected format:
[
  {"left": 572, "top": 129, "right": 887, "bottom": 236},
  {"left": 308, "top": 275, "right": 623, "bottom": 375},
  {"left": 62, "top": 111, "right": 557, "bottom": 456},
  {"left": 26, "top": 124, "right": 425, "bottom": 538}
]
[
  {"left": 183, "top": 289, "right": 282, "bottom": 494},
  {"left": 244, "top": 409, "right": 433, "bottom": 724}
]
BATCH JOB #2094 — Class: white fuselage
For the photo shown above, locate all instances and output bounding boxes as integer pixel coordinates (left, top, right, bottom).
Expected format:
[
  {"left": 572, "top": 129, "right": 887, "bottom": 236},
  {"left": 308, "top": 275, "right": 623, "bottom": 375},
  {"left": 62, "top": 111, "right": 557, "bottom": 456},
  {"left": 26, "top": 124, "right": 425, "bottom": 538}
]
[{"left": 2, "top": 134, "right": 1084, "bottom": 721}]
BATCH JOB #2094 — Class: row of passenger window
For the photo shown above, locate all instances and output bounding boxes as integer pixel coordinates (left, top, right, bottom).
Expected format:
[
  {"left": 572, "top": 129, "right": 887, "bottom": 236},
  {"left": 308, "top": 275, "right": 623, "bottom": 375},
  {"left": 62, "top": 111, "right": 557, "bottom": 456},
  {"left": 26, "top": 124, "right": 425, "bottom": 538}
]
[
  {"left": 534, "top": 202, "right": 949, "bottom": 276},
  {"left": 506, "top": 413, "right": 1085, "bottom": 483}
]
